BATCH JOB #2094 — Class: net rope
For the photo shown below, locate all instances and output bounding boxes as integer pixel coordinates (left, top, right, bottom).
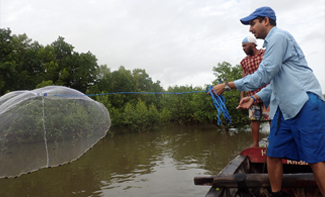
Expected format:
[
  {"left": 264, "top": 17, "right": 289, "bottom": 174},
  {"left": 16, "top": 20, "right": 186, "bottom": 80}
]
[{"left": 53, "top": 86, "right": 231, "bottom": 126}]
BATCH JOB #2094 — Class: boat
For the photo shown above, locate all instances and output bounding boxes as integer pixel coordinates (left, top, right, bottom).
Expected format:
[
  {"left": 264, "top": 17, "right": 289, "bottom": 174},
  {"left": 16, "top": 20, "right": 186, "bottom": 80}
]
[{"left": 194, "top": 138, "right": 321, "bottom": 197}]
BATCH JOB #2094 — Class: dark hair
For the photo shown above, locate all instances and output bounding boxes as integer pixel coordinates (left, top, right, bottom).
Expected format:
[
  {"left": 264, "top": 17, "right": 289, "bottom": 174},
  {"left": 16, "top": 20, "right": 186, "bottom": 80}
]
[{"left": 256, "top": 16, "right": 276, "bottom": 26}]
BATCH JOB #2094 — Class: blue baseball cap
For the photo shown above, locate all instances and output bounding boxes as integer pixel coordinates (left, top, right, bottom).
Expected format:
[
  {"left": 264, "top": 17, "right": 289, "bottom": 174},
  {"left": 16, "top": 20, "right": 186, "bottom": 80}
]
[{"left": 240, "top": 6, "right": 276, "bottom": 25}]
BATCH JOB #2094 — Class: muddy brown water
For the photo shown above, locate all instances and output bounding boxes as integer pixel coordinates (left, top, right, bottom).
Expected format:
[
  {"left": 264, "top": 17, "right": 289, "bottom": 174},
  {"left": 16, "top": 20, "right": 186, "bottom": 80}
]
[{"left": 0, "top": 125, "right": 268, "bottom": 197}]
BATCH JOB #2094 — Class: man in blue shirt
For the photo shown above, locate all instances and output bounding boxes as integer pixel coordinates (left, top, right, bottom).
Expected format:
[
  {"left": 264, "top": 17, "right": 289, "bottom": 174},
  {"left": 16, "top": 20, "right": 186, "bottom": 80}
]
[{"left": 212, "top": 6, "right": 325, "bottom": 196}]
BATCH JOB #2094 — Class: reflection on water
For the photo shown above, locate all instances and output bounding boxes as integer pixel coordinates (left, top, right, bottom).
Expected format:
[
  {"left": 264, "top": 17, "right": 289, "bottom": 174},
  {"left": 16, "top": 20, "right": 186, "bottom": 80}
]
[{"left": 0, "top": 124, "right": 268, "bottom": 197}]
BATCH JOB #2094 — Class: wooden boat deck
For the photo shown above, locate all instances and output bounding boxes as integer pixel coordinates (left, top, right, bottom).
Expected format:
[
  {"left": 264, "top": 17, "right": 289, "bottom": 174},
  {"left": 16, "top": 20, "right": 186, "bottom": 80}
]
[{"left": 194, "top": 142, "right": 321, "bottom": 197}]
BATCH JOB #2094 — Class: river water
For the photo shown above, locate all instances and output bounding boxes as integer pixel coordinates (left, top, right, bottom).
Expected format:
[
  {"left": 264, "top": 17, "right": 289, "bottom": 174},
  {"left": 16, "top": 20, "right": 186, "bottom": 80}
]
[{"left": 0, "top": 124, "right": 269, "bottom": 197}]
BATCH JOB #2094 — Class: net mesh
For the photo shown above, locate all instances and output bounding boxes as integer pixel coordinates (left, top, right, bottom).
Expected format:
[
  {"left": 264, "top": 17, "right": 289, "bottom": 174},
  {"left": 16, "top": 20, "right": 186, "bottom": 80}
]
[{"left": 0, "top": 86, "right": 111, "bottom": 178}]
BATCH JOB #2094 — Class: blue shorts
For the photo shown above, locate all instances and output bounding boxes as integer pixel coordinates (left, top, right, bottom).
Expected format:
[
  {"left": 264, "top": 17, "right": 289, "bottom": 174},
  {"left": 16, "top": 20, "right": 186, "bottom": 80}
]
[{"left": 267, "top": 93, "right": 325, "bottom": 163}]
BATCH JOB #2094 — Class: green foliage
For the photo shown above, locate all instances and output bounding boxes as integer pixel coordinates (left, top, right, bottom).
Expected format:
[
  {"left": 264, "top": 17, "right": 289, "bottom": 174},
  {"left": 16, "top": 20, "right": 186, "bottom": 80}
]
[
  {"left": 147, "top": 104, "right": 160, "bottom": 129},
  {"left": 0, "top": 28, "right": 252, "bottom": 133},
  {"left": 191, "top": 89, "right": 217, "bottom": 123},
  {"left": 212, "top": 61, "right": 242, "bottom": 83},
  {"left": 121, "top": 99, "right": 157, "bottom": 132},
  {"left": 160, "top": 108, "right": 172, "bottom": 124},
  {"left": 36, "top": 80, "right": 54, "bottom": 88},
  {"left": 0, "top": 29, "right": 27, "bottom": 94},
  {"left": 159, "top": 86, "right": 196, "bottom": 125},
  {"left": 0, "top": 30, "right": 99, "bottom": 94}
]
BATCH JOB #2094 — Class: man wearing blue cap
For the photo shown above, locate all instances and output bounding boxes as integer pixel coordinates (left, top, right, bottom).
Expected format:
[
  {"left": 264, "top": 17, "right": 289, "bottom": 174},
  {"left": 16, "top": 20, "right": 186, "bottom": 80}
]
[{"left": 211, "top": 6, "right": 325, "bottom": 196}]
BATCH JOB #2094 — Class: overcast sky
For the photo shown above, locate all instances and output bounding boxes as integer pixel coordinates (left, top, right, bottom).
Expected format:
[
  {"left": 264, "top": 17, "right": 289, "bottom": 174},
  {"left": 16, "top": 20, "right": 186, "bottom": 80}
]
[{"left": 1, "top": 0, "right": 324, "bottom": 92}]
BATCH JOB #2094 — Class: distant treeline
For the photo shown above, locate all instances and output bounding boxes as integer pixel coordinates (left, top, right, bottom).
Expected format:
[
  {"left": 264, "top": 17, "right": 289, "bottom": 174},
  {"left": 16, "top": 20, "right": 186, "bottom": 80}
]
[{"left": 0, "top": 28, "right": 250, "bottom": 132}]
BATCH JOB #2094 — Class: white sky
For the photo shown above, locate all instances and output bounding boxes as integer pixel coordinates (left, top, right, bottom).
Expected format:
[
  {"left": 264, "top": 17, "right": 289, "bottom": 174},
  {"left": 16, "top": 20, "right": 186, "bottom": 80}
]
[{"left": 1, "top": 0, "right": 324, "bottom": 92}]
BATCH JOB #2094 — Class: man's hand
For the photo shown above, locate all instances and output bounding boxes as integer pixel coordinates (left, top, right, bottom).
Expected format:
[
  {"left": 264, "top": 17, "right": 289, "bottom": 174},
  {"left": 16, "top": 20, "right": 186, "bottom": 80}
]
[
  {"left": 236, "top": 96, "right": 254, "bottom": 110},
  {"left": 208, "top": 83, "right": 225, "bottom": 96}
]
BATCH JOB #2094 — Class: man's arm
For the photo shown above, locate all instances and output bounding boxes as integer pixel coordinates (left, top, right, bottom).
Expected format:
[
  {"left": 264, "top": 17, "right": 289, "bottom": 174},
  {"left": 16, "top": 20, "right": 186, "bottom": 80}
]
[
  {"left": 210, "top": 80, "right": 271, "bottom": 110},
  {"left": 240, "top": 72, "right": 246, "bottom": 100},
  {"left": 213, "top": 31, "right": 288, "bottom": 96},
  {"left": 256, "top": 85, "right": 271, "bottom": 108},
  {"left": 209, "top": 81, "right": 237, "bottom": 96},
  {"left": 240, "top": 91, "right": 245, "bottom": 100},
  {"left": 237, "top": 95, "right": 260, "bottom": 110}
]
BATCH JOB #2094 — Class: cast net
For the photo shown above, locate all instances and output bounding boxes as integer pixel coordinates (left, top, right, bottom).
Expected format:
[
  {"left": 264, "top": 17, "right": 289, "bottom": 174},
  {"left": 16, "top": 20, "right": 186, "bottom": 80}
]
[{"left": 0, "top": 86, "right": 111, "bottom": 178}]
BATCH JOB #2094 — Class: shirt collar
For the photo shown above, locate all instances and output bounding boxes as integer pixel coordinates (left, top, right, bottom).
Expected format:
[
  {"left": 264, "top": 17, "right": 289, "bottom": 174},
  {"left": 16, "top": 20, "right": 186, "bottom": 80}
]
[{"left": 263, "top": 26, "right": 277, "bottom": 48}]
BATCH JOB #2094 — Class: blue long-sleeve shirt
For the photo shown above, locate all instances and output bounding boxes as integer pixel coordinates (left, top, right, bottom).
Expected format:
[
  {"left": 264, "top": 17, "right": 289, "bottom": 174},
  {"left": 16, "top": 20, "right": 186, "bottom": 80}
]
[{"left": 234, "top": 27, "right": 324, "bottom": 120}]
